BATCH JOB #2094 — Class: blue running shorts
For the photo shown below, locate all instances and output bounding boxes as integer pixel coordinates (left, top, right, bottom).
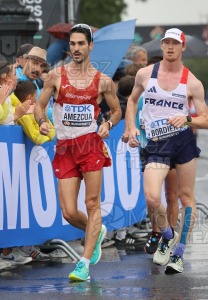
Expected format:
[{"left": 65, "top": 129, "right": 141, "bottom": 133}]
[{"left": 144, "top": 128, "right": 200, "bottom": 168}]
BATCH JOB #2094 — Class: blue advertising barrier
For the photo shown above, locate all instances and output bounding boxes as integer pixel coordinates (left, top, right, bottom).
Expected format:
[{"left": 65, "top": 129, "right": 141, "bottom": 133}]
[{"left": 0, "top": 120, "right": 146, "bottom": 248}]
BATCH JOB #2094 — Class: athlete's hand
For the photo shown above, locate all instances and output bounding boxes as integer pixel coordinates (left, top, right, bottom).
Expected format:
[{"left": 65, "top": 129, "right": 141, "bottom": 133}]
[
  {"left": 121, "top": 126, "right": 130, "bottom": 143},
  {"left": 128, "top": 128, "right": 141, "bottom": 148},
  {"left": 39, "top": 122, "right": 51, "bottom": 136},
  {"left": 167, "top": 116, "right": 187, "bottom": 128},
  {"left": 98, "top": 122, "right": 110, "bottom": 139}
]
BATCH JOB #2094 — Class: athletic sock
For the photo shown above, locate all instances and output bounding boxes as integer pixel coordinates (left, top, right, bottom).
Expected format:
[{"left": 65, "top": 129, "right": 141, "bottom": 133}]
[
  {"left": 160, "top": 226, "right": 173, "bottom": 240},
  {"left": 80, "top": 257, "right": 90, "bottom": 269},
  {"left": 173, "top": 243, "right": 185, "bottom": 259}
]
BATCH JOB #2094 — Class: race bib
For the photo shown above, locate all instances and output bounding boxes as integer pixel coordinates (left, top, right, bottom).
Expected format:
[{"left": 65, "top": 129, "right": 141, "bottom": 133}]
[
  {"left": 148, "top": 118, "right": 180, "bottom": 139},
  {"left": 139, "top": 111, "right": 145, "bottom": 130},
  {"left": 62, "top": 104, "right": 94, "bottom": 127}
]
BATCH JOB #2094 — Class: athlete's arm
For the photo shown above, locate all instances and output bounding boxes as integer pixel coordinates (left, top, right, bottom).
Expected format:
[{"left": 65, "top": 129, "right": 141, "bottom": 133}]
[
  {"left": 98, "top": 74, "right": 122, "bottom": 138},
  {"left": 188, "top": 75, "right": 208, "bottom": 129},
  {"left": 34, "top": 69, "right": 56, "bottom": 135},
  {"left": 167, "top": 74, "right": 208, "bottom": 129},
  {"left": 124, "top": 68, "right": 145, "bottom": 146},
  {"left": 101, "top": 74, "right": 122, "bottom": 126}
]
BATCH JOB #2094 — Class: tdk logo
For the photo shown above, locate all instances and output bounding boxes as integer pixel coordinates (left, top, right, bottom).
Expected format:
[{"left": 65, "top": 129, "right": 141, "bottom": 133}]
[
  {"left": 65, "top": 105, "right": 92, "bottom": 112},
  {"left": 148, "top": 86, "right": 157, "bottom": 93}
]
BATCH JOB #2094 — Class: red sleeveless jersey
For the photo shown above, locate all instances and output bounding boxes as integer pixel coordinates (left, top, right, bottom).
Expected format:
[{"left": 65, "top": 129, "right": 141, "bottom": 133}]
[{"left": 55, "top": 66, "right": 101, "bottom": 120}]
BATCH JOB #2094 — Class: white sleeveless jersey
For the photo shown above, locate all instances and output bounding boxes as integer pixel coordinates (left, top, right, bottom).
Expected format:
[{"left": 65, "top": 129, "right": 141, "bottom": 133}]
[{"left": 142, "top": 62, "right": 189, "bottom": 140}]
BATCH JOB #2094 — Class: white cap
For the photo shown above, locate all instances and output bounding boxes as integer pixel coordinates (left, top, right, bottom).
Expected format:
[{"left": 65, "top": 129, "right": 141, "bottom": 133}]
[{"left": 161, "top": 28, "right": 186, "bottom": 44}]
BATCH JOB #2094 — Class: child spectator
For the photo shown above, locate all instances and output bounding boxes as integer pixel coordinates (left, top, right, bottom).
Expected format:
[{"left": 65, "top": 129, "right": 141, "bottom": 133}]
[{"left": 11, "top": 80, "right": 55, "bottom": 144}]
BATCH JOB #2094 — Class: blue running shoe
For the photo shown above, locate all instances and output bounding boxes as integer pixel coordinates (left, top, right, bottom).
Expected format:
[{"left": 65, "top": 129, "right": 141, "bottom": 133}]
[
  {"left": 69, "top": 261, "right": 90, "bottom": 282},
  {"left": 90, "top": 224, "right": 107, "bottom": 265}
]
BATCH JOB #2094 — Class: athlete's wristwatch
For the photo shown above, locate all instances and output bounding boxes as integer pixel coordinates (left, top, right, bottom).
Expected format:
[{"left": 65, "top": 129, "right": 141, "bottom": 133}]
[
  {"left": 38, "top": 118, "right": 46, "bottom": 127},
  {"left": 186, "top": 116, "right": 192, "bottom": 123},
  {"left": 107, "top": 120, "right": 113, "bottom": 130}
]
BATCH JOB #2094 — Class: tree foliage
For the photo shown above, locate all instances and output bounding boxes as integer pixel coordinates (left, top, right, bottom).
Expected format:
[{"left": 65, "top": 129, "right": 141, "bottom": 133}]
[
  {"left": 184, "top": 57, "right": 208, "bottom": 98},
  {"left": 79, "top": 0, "right": 127, "bottom": 28}
]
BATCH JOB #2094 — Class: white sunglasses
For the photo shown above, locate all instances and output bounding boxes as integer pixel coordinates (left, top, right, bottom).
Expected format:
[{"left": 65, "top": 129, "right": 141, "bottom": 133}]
[{"left": 71, "top": 23, "right": 93, "bottom": 41}]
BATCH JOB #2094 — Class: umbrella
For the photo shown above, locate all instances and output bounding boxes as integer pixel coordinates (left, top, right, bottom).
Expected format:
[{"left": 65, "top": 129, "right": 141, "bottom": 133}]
[
  {"left": 185, "top": 35, "right": 208, "bottom": 57},
  {"left": 90, "top": 19, "right": 136, "bottom": 78},
  {"left": 47, "top": 20, "right": 136, "bottom": 77},
  {"left": 47, "top": 22, "right": 98, "bottom": 40},
  {"left": 142, "top": 35, "right": 208, "bottom": 58}
]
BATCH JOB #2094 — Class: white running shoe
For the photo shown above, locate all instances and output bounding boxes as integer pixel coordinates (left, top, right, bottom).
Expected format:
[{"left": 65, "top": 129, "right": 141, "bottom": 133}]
[
  {"left": 49, "top": 249, "right": 68, "bottom": 258},
  {"left": 21, "top": 246, "right": 51, "bottom": 262},
  {"left": 0, "top": 259, "right": 12, "bottom": 270},
  {"left": 153, "top": 230, "right": 178, "bottom": 266},
  {"left": 101, "top": 237, "right": 115, "bottom": 248},
  {"left": 1, "top": 250, "right": 32, "bottom": 265},
  {"left": 165, "top": 255, "right": 184, "bottom": 274}
]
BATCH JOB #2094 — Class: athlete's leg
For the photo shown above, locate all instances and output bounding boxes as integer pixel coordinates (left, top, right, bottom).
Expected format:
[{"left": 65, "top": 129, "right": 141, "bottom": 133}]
[
  {"left": 144, "top": 168, "right": 179, "bottom": 254},
  {"left": 58, "top": 177, "right": 87, "bottom": 230},
  {"left": 82, "top": 170, "right": 103, "bottom": 259},
  {"left": 59, "top": 171, "right": 103, "bottom": 259},
  {"left": 176, "top": 158, "right": 196, "bottom": 249},
  {"left": 144, "top": 162, "right": 170, "bottom": 230},
  {"left": 149, "top": 168, "right": 178, "bottom": 230},
  {"left": 165, "top": 168, "right": 179, "bottom": 229},
  {"left": 165, "top": 159, "right": 196, "bottom": 273}
]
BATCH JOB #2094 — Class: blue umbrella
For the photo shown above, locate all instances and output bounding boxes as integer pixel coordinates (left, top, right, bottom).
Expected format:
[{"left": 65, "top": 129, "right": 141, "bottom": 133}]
[{"left": 91, "top": 19, "right": 136, "bottom": 78}]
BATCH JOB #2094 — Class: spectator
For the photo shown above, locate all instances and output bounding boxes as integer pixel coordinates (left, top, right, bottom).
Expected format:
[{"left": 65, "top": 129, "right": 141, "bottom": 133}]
[
  {"left": 0, "top": 61, "right": 30, "bottom": 125},
  {"left": 126, "top": 46, "right": 148, "bottom": 66},
  {"left": 15, "top": 43, "right": 34, "bottom": 76},
  {"left": 99, "top": 59, "right": 132, "bottom": 122},
  {"left": 117, "top": 75, "right": 135, "bottom": 119},
  {"left": 125, "top": 62, "right": 143, "bottom": 76},
  {"left": 11, "top": 80, "right": 55, "bottom": 145},
  {"left": 19, "top": 47, "right": 49, "bottom": 99},
  {"left": 15, "top": 46, "right": 53, "bottom": 123},
  {"left": 0, "top": 60, "right": 32, "bottom": 267},
  {"left": 46, "top": 39, "right": 70, "bottom": 67}
]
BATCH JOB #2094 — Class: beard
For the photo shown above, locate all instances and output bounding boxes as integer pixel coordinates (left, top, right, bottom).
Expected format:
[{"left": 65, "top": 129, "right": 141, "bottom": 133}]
[
  {"left": 73, "top": 57, "right": 83, "bottom": 64},
  {"left": 72, "top": 51, "right": 84, "bottom": 64},
  {"left": 31, "top": 70, "right": 40, "bottom": 77}
]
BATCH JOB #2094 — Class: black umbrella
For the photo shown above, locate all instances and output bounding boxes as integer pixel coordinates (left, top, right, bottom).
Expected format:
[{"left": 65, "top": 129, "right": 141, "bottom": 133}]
[{"left": 142, "top": 35, "right": 208, "bottom": 58}]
